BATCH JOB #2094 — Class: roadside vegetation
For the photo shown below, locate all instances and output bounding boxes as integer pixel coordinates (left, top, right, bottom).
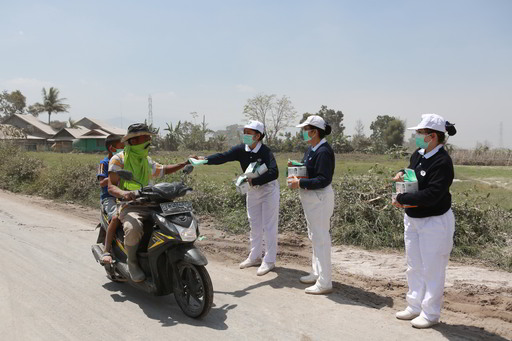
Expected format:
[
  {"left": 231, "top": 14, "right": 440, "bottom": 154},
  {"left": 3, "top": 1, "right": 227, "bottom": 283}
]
[{"left": 1, "top": 142, "right": 511, "bottom": 271}]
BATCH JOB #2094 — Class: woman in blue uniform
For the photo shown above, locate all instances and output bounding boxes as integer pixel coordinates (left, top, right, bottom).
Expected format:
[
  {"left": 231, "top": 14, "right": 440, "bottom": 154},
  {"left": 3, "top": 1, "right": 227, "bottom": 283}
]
[
  {"left": 393, "top": 113, "right": 457, "bottom": 329},
  {"left": 288, "top": 115, "right": 335, "bottom": 295},
  {"left": 200, "top": 120, "right": 280, "bottom": 276}
]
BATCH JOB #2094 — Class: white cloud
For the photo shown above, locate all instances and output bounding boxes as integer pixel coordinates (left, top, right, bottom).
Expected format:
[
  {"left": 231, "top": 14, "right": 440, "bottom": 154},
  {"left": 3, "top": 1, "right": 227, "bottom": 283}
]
[
  {"left": 18, "top": 30, "right": 24, "bottom": 36},
  {"left": 235, "top": 84, "right": 255, "bottom": 93}
]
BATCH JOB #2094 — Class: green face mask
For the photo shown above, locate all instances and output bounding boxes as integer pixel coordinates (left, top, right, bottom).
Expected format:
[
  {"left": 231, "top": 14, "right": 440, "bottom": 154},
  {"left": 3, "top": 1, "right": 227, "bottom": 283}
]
[
  {"left": 303, "top": 130, "right": 312, "bottom": 142},
  {"left": 415, "top": 134, "right": 430, "bottom": 149},
  {"left": 122, "top": 141, "right": 151, "bottom": 190},
  {"left": 127, "top": 142, "right": 150, "bottom": 157},
  {"left": 243, "top": 134, "right": 255, "bottom": 145}
]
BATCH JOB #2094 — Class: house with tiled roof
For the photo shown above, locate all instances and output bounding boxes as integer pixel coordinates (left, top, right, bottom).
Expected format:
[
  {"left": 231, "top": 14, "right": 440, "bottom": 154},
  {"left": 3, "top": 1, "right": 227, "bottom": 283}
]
[
  {"left": 75, "top": 117, "right": 126, "bottom": 136},
  {"left": 2, "top": 114, "right": 125, "bottom": 152},
  {"left": 3, "top": 114, "right": 56, "bottom": 139},
  {"left": 1, "top": 114, "right": 56, "bottom": 150}
]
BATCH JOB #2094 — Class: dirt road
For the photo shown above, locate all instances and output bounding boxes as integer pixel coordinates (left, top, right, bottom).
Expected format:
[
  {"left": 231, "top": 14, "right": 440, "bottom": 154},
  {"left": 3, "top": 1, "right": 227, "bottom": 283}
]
[{"left": 0, "top": 190, "right": 510, "bottom": 340}]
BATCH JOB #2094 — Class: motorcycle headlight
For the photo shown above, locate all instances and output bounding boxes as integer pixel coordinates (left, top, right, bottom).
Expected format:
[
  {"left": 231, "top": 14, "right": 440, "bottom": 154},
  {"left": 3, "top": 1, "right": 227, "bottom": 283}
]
[
  {"left": 154, "top": 214, "right": 179, "bottom": 236},
  {"left": 176, "top": 220, "right": 197, "bottom": 242}
]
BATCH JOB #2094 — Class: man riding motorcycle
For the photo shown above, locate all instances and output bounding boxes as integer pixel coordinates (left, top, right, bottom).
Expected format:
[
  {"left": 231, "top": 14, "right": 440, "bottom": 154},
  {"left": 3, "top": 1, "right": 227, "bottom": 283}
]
[{"left": 108, "top": 123, "right": 190, "bottom": 282}]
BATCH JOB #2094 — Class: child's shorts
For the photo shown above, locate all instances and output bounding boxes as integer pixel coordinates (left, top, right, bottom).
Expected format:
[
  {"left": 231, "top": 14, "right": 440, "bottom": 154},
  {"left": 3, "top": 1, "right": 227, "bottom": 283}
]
[{"left": 101, "top": 197, "right": 118, "bottom": 222}]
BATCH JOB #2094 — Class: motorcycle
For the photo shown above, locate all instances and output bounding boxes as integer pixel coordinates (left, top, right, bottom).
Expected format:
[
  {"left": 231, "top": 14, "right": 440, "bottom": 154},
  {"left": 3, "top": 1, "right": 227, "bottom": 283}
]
[{"left": 91, "top": 165, "right": 213, "bottom": 319}]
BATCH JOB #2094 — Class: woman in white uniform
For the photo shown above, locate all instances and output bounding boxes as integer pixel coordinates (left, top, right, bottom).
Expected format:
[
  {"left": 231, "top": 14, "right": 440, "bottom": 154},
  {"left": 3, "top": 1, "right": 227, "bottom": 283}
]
[
  {"left": 201, "top": 120, "right": 280, "bottom": 276},
  {"left": 393, "top": 113, "right": 457, "bottom": 328},
  {"left": 289, "top": 115, "right": 335, "bottom": 295}
]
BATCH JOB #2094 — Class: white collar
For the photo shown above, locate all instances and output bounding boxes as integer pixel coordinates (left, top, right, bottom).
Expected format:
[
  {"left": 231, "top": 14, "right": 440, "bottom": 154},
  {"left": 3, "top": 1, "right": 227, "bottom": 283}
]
[
  {"left": 245, "top": 141, "right": 262, "bottom": 153},
  {"left": 312, "top": 138, "right": 327, "bottom": 152},
  {"left": 419, "top": 144, "right": 443, "bottom": 159}
]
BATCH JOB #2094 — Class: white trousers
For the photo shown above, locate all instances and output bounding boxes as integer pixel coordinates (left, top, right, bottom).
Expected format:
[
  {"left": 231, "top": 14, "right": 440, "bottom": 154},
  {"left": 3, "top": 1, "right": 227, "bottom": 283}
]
[
  {"left": 299, "top": 185, "right": 335, "bottom": 288},
  {"left": 403, "top": 209, "right": 455, "bottom": 322},
  {"left": 246, "top": 180, "right": 280, "bottom": 263}
]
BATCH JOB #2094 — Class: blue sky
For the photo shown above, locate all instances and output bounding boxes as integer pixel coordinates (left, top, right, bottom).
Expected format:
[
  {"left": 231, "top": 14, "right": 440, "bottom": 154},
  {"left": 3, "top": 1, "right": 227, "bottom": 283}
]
[{"left": 2, "top": 0, "right": 511, "bottom": 148}]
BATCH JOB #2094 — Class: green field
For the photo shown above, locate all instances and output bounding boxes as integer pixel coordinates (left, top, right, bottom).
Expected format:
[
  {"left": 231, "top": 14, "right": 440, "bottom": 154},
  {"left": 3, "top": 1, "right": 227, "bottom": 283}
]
[
  {"left": 26, "top": 150, "right": 512, "bottom": 210},
  {"left": 0, "top": 147, "right": 505, "bottom": 271}
]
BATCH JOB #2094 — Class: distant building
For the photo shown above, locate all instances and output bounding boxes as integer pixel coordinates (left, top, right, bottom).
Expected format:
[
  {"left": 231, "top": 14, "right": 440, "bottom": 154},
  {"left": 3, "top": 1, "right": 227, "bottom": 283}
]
[
  {"left": 3, "top": 114, "right": 56, "bottom": 139},
  {"left": 0, "top": 124, "right": 46, "bottom": 150},
  {"left": 49, "top": 126, "right": 90, "bottom": 153},
  {"left": 75, "top": 117, "right": 126, "bottom": 136},
  {"left": 1, "top": 114, "right": 56, "bottom": 150},
  {"left": 1, "top": 114, "right": 125, "bottom": 153}
]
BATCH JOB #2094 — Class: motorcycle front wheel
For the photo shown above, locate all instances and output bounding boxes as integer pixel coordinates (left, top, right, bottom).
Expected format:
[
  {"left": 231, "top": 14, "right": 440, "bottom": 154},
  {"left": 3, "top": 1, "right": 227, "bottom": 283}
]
[{"left": 173, "top": 261, "right": 213, "bottom": 319}]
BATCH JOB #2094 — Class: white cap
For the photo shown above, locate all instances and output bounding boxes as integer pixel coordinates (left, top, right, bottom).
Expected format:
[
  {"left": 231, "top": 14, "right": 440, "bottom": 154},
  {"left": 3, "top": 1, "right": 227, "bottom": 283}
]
[
  {"left": 296, "top": 115, "right": 326, "bottom": 130},
  {"left": 244, "top": 120, "right": 264, "bottom": 135},
  {"left": 407, "top": 114, "right": 446, "bottom": 132}
]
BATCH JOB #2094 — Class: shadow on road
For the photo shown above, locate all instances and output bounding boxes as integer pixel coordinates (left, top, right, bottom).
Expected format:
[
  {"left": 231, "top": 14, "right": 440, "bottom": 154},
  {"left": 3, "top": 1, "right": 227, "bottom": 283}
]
[
  {"left": 433, "top": 322, "right": 509, "bottom": 341},
  {"left": 102, "top": 281, "right": 237, "bottom": 329},
  {"left": 215, "top": 266, "right": 393, "bottom": 309}
]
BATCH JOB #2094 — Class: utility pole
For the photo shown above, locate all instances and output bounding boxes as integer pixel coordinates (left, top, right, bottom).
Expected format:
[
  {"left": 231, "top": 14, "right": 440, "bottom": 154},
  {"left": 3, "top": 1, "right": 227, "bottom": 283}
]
[
  {"left": 499, "top": 121, "right": 503, "bottom": 148},
  {"left": 148, "top": 95, "right": 153, "bottom": 127}
]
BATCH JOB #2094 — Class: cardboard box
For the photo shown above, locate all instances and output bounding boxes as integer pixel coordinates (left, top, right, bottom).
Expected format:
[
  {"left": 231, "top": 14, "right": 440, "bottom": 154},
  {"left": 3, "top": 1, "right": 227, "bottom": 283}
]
[
  {"left": 392, "top": 181, "right": 418, "bottom": 208},
  {"left": 236, "top": 180, "right": 249, "bottom": 195},
  {"left": 244, "top": 162, "right": 268, "bottom": 179},
  {"left": 287, "top": 166, "right": 308, "bottom": 179},
  {"left": 235, "top": 175, "right": 250, "bottom": 195}
]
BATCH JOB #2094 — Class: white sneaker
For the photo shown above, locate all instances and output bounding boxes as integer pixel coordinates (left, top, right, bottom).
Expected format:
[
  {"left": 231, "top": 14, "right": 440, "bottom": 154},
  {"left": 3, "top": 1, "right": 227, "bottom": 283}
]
[
  {"left": 396, "top": 310, "right": 420, "bottom": 320},
  {"left": 300, "top": 273, "right": 319, "bottom": 284},
  {"left": 239, "top": 258, "right": 261, "bottom": 269},
  {"left": 256, "top": 262, "right": 275, "bottom": 276},
  {"left": 305, "top": 283, "right": 333, "bottom": 295},
  {"left": 411, "top": 316, "right": 439, "bottom": 329}
]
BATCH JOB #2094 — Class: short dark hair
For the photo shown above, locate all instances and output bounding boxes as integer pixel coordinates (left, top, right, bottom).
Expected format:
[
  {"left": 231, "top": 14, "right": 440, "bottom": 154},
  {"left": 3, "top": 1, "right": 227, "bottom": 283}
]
[{"left": 105, "top": 134, "right": 122, "bottom": 149}]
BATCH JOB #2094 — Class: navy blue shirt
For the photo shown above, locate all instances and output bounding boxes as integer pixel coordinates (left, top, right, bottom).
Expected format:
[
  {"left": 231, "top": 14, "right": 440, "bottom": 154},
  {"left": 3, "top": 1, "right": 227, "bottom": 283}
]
[
  {"left": 97, "top": 156, "right": 113, "bottom": 201},
  {"left": 300, "top": 141, "right": 335, "bottom": 190},
  {"left": 397, "top": 147, "right": 454, "bottom": 218},
  {"left": 206, "top": 143, "right": 279, "bottom": 186}
]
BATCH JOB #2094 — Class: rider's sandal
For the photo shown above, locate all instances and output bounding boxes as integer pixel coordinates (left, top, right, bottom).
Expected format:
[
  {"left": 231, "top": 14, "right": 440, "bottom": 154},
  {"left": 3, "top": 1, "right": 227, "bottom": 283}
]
[{"left": 100, "top": 252, "right": 113, "bottom": 265}]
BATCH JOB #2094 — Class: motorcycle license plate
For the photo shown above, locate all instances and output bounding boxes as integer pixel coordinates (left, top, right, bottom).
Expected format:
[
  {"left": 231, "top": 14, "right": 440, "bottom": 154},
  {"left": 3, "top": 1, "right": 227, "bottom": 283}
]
[{"left": 160, "top": 201, "right": 193, "bottom": 216}]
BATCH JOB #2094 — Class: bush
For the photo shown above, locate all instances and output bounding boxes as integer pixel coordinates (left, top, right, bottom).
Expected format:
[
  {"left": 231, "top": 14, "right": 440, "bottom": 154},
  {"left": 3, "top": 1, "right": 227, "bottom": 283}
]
[
  {"left": 0, "top": 142, "right": 43, "bottom": 192},
  {"left": 2, "top": 144, "right": 511, "bottom": 271}
]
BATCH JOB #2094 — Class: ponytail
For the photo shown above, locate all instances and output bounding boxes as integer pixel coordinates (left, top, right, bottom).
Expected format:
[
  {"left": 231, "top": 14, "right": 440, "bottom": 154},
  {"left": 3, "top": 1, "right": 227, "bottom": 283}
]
[
  {"left": 446, "top": 121, "right": 456, "bottom": 136},
  {"left": 316, "top": 123, "right": 331, "bottom": 139}
]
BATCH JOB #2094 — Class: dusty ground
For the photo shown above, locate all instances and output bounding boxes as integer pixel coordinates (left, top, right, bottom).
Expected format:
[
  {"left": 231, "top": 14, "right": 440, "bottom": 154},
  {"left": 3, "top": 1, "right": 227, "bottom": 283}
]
[
  {"left": 1, "top": 190, "right": 511, "bottom": 340},
  {"left": 199, "top": 217, "right": 512, "bottom": 339}
]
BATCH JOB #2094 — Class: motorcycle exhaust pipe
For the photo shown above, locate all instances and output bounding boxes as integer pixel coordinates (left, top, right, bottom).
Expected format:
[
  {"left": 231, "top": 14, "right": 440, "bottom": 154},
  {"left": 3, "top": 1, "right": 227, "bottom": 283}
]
[{"left": 91, "top": 244, "right": 104, "bottom": 263}]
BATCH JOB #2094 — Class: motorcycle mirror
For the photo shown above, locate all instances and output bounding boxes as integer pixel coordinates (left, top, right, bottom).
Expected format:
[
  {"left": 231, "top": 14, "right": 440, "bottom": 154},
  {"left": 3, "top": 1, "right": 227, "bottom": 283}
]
[
  {"left": 116, "top": 170, "right": 134, "bottom": 181},
  {"left": 183, "top": 164, "right": 194, "bottom": 175}
]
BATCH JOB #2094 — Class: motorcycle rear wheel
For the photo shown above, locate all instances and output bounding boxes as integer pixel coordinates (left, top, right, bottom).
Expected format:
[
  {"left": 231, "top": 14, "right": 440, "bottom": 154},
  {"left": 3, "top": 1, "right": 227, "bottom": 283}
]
[{"left": 173, "top": 261, "right": 213, "bottom": 319}]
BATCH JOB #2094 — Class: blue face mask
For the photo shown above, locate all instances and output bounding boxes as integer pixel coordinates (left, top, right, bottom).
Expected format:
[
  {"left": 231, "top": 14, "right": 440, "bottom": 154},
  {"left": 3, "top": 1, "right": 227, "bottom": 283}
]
[
  {"left": 243, "top": 134, "right": 255, "bottom": 145},
  {"left": 415, "top": 134, "right": 430, "bottom": 149},
  {"left": 303, "top": 130, "right": 312, "bottom": 142}
]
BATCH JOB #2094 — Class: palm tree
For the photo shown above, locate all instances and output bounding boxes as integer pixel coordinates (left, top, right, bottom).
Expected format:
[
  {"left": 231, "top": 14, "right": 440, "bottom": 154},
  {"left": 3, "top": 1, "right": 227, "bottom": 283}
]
[{"left": 33, "top": 87, "right": 70, "bottom": 124}]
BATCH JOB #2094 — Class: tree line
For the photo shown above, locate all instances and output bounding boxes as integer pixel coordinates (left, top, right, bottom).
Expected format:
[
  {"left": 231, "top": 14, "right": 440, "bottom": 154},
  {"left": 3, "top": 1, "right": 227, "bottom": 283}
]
[
  {"left": 1, "top": 88, "right": 407, "bottom": 154},
  {"left": 155, "top": 94, "right": 407, "bottom": 155},
  {"left": 0, "top": 88, "right": 70, "bottom": 125}
]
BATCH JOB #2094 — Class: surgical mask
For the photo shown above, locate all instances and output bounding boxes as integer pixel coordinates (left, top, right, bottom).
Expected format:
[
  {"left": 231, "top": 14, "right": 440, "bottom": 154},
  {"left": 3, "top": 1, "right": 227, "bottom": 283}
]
[
  {"left": 243, "top": 134, "right": 255, "bottom": 145},
  {"left": 303, "top": 130, "right": 312, "bottom": 142},
  {"left": 415, "top": 134, "right": 430, "bottom": 149}
]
